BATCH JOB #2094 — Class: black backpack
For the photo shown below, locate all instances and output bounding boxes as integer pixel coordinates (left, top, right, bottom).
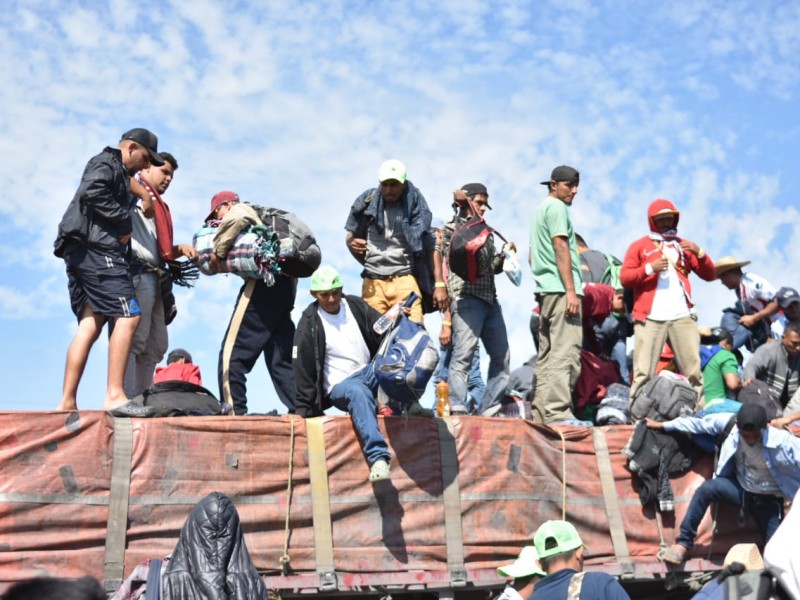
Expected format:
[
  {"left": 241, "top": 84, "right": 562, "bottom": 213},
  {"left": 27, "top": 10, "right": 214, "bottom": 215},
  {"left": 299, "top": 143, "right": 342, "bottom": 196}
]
[
  {"left": 142, "top": 381, "right": 222, "bottom": 417},
  {"left": 737, "top": 380, "right": 782, "bottom": 421},
  {"left": 252, "top": 205, "right": 321, "bottom": 278},
  {"left": 447, "top": 198, "right": 507, "bottom": 283}
]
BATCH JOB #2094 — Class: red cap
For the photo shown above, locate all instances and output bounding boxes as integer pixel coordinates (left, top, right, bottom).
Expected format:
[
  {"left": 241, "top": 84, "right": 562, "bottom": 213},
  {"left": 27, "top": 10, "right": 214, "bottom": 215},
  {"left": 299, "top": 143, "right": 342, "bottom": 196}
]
[{"left": 206, "top": 191, "right": 240, "bottom": 221}]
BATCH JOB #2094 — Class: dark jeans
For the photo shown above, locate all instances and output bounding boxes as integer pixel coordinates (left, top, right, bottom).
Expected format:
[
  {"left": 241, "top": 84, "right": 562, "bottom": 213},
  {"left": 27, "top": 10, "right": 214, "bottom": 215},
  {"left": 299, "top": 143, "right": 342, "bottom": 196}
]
[{"left": 676, "top": 474, "right": 783, "bottom": 548}]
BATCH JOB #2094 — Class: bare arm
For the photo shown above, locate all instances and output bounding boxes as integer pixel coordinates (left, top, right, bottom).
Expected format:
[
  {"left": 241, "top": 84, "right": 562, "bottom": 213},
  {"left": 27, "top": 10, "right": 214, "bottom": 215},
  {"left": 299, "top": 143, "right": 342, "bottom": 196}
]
[
  {"left": 345, "top": 232, "right": 367, "bottom": 265},
  {"left": 723, "top": 372, "right": 742, "bottom": 393},
  {"left": 129, "top": 177, "right": 154, "bottom": 218},
  {"left": 553, "top": 236, "right": 579, "bottom": 317},
  {"left": 432, "top": 226, "right": 449, "bottom": 311},
  {"left": 740, "top": 300, "right": 780, "bottom": 328}
]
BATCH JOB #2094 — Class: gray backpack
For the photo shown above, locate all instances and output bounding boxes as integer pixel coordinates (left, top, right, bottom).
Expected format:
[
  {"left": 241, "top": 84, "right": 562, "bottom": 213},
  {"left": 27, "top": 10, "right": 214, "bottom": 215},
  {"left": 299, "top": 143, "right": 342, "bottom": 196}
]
[{"left": 631, "top": 373, "right": 696, "bottom": 421}]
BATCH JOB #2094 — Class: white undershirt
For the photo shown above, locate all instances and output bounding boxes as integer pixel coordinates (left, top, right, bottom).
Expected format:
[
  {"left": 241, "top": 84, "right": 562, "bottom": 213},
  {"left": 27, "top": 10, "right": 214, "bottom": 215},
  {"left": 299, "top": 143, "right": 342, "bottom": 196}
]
[
  {"left": 318, "top": 299, "right": 371, "bottom": 394},
  {"left": 648, "top": 241, "right": 691, "bottom": 321}
]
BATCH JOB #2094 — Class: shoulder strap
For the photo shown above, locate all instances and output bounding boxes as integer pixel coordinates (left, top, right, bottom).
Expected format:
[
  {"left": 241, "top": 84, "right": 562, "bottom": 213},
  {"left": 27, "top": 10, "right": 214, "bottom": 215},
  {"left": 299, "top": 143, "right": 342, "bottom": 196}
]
[
  {"left": 567, "top": 571, "right": 587, "bottom": 600},
  {"left": 144, "top": 558, "right": 163, "bottom": 600}
]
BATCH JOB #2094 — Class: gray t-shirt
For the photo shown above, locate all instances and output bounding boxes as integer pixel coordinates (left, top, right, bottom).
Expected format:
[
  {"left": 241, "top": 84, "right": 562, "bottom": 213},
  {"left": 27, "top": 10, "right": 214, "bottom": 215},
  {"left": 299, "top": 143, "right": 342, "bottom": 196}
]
[
  {"left": 736, "top": 439, "right": 782, "bottom": 495},
  {"left": 363, "top": 202, "right": 413, "bottom": 278}
]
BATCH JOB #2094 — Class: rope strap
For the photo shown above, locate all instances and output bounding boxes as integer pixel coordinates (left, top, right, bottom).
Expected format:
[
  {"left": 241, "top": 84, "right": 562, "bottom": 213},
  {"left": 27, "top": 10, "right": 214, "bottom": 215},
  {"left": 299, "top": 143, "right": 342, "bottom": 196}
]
[
  {"left": 279, "top": 416, "right": 296, "bottom": 575},
  {"left": 556, "top": 428, "right": 567, "bottom": 519}
]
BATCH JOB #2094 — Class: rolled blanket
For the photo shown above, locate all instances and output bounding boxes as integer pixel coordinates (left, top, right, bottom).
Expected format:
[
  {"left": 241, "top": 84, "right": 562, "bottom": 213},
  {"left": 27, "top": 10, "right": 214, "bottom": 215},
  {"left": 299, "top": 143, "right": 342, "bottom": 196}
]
[{"left": 193, "top": 225, "right": 282, "bottom": 284}]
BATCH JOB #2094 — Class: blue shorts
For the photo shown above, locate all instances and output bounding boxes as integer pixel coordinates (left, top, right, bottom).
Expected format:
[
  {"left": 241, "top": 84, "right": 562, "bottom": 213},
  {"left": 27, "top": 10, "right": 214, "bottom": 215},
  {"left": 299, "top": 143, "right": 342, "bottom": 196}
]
[{"left": 65, "top": 246, "right": 141, "bottom": 319}]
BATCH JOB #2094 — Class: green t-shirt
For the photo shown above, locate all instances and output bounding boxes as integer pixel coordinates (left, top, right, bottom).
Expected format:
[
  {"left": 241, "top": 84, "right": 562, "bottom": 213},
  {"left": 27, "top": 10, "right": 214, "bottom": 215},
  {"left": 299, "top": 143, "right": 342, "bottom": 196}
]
[
  {"left": 529, "top": 195, "right": 582, "bottom": 295},
  {"left": 703, "top": 348, "right": 740, "bottom": 401}
]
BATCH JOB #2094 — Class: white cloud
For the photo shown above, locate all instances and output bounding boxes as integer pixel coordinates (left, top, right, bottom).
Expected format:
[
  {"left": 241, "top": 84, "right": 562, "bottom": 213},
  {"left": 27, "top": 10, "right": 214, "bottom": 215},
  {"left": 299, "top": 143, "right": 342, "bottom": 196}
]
[{"left": 1, "top": 0, "right": 798, "bottom": 412}]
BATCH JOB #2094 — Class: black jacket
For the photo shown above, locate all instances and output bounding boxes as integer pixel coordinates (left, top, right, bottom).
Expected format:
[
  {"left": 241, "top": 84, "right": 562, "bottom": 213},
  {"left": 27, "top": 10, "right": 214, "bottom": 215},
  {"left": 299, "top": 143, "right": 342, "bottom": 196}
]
[
  {"left": 293, "top": 295, "right": 383, "bottom": 417},
  {"left": 162, "top": 492, "right": 266, "bottom": 600},
  {"left": 54, "top": 147, "right": 133, "bottom": 258}
]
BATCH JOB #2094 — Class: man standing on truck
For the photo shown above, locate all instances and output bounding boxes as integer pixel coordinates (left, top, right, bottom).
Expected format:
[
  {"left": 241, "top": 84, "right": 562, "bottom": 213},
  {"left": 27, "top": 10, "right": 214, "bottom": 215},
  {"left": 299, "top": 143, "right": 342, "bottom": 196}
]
[
  {"left": 530, "top": 520, "right": 630, "bottom": 599},
  {"left": 530, "top": 165, "right": 585, "bottom": 425}
]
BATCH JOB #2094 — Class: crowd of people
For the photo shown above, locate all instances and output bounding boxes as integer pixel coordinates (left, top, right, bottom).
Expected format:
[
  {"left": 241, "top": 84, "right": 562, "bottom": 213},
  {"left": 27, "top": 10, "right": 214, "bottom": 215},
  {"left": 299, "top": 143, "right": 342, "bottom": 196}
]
[{"left": 51, "top": 129, "right": 800, "bottom": 594}]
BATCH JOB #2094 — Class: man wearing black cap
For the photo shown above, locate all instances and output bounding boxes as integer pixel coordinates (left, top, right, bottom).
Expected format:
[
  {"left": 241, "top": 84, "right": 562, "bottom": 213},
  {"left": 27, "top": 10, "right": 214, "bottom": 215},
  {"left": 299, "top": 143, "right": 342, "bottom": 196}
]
[
  {"left": 435, "top": 183, "right": 514, "bottom": 414},
  {"left": 54, "top": 128, "right": 164, "bottom": 412},
  {"left": 529, "top": 165, "right": 585, "bottom": 424},
  {"left": 649, "top": 402, "right": 800, "bottom": 564},
  {"left": 772, "top": 286, "right": 800, "bottom": 339}
]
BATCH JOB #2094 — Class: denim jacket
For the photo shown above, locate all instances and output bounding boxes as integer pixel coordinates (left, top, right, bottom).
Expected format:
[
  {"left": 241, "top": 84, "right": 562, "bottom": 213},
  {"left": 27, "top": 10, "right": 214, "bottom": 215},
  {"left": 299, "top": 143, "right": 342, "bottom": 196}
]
[{"left": 664, "top": 415, "right": 800, "bottom": 499}]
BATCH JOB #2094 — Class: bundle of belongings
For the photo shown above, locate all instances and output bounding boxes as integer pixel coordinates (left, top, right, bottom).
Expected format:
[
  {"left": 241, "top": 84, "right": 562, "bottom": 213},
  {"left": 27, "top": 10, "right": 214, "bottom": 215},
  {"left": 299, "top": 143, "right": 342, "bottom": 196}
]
[
  {"left": 623, "top": 372, "right": 698, "bottom": 512},
  {"left": 194, "top": 222, "right": 282, "bottom": 284},
  {"left": 193, "top": 193, "right": 321, "bottom": 285}
]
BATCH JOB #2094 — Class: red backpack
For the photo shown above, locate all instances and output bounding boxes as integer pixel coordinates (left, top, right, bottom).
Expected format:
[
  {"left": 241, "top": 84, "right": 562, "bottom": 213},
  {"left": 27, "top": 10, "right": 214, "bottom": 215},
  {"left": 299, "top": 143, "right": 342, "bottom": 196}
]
[{"left": 447, "top": 198, "right": 507, "bottom": 283}]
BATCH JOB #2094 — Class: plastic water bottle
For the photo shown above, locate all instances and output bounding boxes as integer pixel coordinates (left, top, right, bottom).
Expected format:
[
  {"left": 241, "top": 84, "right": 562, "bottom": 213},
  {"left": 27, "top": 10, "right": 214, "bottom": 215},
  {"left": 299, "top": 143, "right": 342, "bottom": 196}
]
[
  {"left": 372, "top": 291, "right": 420, "bottom": 334},
  {"left": 373, "top": 302, "right": 401, "bottom": 334},
  {"left": 502, "top": 244, "right": 522, "bottom": 287},
  {"left": 436, "top": 381, "right": 451, "bottom": 417}
]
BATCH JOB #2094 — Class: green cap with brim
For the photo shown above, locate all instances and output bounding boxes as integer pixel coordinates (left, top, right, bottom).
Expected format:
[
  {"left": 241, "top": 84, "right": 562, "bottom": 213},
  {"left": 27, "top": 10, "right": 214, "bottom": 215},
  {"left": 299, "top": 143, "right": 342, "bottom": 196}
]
[
  {"left": 533, "top": 520, "right": 586, "bottom": 559},
  {"left": 310, "top": 265, "right": 343, "bottom": 292},
  {"left": 378, "top": 159, "right": 407, "bottom": 184}
]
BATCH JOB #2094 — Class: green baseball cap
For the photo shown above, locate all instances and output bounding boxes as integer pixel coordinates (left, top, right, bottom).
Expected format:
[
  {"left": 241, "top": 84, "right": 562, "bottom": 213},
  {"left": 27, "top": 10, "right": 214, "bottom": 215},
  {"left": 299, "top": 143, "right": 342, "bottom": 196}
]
[
  {"left": 378, "top": 159, "right": 407, "bottom": 184},
  {"left": 533, "top": 520, "right": 586, "bottom": 558},
  {"left": 310, "top": 265, "right": 343, "bottom": 292},
  {"left": 497, "top": 546, "right": 546, "bottom": 579}
]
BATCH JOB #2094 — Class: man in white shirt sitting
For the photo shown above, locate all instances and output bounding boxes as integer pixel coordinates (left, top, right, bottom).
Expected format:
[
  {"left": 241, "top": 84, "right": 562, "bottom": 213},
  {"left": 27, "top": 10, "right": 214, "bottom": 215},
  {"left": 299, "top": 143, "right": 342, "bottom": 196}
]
[{"left": 292, "top": 265, "right": 392, "bottom": 482}]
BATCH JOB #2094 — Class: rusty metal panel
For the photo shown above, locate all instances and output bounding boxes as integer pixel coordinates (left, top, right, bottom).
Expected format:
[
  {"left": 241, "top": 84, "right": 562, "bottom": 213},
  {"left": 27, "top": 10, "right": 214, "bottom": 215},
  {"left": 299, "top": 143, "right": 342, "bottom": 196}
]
[{"left": 0, "top": 411, "right": 767, "bottom": 592}]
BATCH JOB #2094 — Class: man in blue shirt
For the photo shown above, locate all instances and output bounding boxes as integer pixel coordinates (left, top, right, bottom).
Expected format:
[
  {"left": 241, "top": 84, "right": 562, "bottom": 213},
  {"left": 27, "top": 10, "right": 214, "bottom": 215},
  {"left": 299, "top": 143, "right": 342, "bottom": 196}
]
[
  {"left": 530, "top": 520, "right": 630, "bottom": 599},
  {"left": 651, "top": 403, "right": 800, "bottom": 564}
]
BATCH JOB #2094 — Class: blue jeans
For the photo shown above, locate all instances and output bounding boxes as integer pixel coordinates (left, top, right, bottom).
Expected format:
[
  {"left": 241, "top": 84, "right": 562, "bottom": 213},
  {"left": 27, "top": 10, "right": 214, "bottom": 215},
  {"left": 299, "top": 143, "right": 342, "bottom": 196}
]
[
  {"left": 449, "top": 296, "right": 510, "bottom": 413},
  {"left": 676, "top": 475, "right": 783, "bottom": 548},
  {"left": 431, "top": 346, "right": 486, "bottom": 412},
  {"left": 329, "top": 364, "right": 390, "bottom": 466}
]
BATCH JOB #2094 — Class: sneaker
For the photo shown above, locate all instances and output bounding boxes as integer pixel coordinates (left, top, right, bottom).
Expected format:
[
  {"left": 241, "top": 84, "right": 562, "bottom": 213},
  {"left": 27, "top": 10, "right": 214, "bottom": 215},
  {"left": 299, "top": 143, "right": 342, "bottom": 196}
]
[
  {"left": 450, "top": 404, "right": 469, "bottom": 415},
  {"left": 368, "top": 459, "right": 391, "bottom": 482},
  {"left": 660, "top": 543, "right": 687, "bottom": 565}
]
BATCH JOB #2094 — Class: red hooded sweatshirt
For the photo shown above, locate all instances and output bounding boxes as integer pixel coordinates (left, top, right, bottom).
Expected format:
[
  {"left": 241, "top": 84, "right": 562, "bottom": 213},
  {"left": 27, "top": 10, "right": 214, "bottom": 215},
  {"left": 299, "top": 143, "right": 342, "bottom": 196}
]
[{"left": 620, "top": 199, "right": 715, "bottom": 322}]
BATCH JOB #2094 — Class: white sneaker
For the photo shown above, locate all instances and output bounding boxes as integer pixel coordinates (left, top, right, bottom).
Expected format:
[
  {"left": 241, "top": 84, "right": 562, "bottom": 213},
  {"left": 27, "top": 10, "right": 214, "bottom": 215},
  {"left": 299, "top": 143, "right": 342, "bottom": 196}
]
[{"left": 369, "top": 459, "right": 390, "bottom": 482}]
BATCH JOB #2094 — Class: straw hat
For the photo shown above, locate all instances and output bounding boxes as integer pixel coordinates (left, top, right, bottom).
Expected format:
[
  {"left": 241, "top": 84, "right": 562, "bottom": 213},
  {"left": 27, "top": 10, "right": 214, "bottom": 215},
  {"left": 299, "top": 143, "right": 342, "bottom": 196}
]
[
  {"left": 723, "top": 543, "right": 764, "bottom": 571},
  {"left": 715, "top": 256, "right": 751, "bottom": 278}
]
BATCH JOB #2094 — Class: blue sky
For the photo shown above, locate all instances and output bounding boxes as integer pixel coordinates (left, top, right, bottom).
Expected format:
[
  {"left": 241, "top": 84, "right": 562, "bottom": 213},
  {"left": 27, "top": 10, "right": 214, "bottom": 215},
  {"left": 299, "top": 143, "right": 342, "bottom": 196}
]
[{"left": 1, "top": 0, "right": 798, "bottom": 412}]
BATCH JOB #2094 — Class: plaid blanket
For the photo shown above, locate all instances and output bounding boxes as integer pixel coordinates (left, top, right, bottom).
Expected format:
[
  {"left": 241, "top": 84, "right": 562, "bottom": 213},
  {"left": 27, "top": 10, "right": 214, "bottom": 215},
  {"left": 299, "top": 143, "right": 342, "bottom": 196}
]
[{"left": 193, "top": 225, "right": 281, "bottom": 284}]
